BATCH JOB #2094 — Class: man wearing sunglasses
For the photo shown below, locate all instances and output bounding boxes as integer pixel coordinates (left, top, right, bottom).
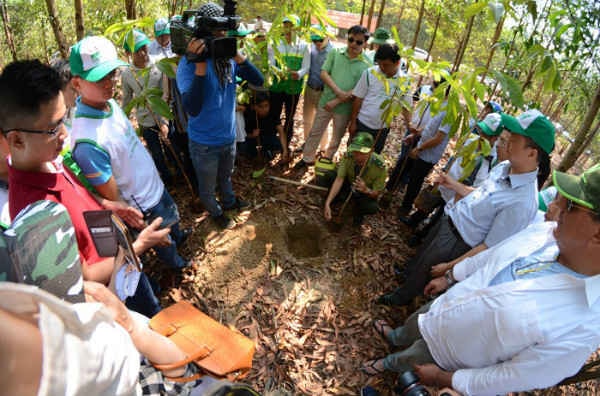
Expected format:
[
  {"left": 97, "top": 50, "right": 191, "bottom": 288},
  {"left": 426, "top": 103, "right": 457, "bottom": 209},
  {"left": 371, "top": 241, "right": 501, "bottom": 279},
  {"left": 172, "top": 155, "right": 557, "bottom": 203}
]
[
  {"left": 363, "top": 164, "right": 600, "bottom": 395},
  {"left": 296, "top": 25, "right": 372, "bottom": 169}
]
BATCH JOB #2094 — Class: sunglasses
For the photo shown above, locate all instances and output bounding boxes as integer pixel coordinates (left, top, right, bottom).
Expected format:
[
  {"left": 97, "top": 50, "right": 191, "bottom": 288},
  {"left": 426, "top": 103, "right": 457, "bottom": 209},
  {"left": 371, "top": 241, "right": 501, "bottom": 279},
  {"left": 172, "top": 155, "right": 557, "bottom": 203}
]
[
  {"left": 347, "top": 37, "right": 364, "bottom": 46},
  {"left": 3, "top": 114, "right": 67, "bottom": 137},
  {"left": 312, "top": 38, "right": 324, "bottom": 43},
  {"left": 566, "top": 199, "right": 597, "bottom": 215}
]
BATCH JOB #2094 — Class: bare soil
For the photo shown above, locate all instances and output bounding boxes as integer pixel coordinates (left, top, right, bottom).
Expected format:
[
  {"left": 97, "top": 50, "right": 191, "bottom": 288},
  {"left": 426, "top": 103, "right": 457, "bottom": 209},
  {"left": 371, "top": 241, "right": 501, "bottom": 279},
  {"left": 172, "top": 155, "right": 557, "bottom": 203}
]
[{"left": 143, "top": 107, "right": 599, "bottom": 396}]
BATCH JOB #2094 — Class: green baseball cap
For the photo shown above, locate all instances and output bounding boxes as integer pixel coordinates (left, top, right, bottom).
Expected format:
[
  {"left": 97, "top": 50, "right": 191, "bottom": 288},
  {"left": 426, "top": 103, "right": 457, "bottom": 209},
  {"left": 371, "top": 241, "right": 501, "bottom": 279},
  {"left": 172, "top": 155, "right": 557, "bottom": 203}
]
[
  {"left": 553, "top": 164, "right": 600, "bottom": 213},
  {"left": 123, "top": 29, "right": 151, "bottom": 53},
  {"left": 70, "top": 36, "right": 128, "bottom": 82},
  {"left": 154, "top": 17, "right": 170, "bottom": 37},
  {"left": 282, "top": 14, "right": 301, "bottom": 27},
  {"left": 310, "top": 24, "right": 325, "bottom": 41},
  {"left": 348, "top": 132, "right": 374, "bottom": 153},
  {"left": 477, "top": 112, "right": 503, "bottom": 136},
  {"left": 500, "top": 109, "right": 555, "bottom": 154},
  {"left": 368, "top": 27, "right": 393, "bottom": 45}
]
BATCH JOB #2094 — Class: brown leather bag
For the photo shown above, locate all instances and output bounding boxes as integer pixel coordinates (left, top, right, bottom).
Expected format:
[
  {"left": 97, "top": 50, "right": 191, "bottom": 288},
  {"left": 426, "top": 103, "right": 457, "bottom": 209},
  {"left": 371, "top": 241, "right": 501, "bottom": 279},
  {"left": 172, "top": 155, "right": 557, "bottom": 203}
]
[{"left": 149, "top": 301, "right": 255, "bottom": 381}]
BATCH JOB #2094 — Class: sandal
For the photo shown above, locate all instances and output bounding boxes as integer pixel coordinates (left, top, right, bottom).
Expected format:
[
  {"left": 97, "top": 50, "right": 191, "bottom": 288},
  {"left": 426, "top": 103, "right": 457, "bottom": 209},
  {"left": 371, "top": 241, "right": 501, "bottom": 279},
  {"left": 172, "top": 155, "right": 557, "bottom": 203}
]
[
  {"left": 360, "top": 359, "right": 385, "bottom": 376},
  {"left": 372, "top": 319, "right": 393, "bottom": 344}
]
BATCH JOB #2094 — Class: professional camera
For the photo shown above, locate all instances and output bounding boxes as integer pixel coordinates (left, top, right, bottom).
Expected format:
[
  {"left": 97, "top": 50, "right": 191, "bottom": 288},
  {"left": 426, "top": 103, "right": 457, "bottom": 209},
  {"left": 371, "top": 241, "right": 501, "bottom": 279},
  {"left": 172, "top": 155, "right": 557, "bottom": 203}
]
[
  {"left": 171, "top": 0, "right": 240, "bottom": 62},
  {"left": 393, "top": 371, "right": 431, "bottom": 396}
]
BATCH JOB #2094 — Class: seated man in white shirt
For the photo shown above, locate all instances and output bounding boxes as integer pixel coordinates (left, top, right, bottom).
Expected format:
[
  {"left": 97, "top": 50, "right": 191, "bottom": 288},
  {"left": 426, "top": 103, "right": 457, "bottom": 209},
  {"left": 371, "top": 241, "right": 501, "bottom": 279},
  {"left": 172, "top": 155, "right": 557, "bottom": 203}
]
[
  {"left": 361, "top": 164, "right": 600, "bottom": 396},
  {"left": 377, "top": 110, "right": 554, "bottom": 306}
]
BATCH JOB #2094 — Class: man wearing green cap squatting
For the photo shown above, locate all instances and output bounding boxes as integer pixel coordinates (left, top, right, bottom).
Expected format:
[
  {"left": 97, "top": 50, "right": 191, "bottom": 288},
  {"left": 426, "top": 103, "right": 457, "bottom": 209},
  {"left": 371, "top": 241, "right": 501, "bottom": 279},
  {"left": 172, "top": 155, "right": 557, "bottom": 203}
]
[
  {"left": 378, "top": 109, "right": 554, "bottom": 306},
  {"left": 324, "top": 132, "right": 387, "bottom": 226}
]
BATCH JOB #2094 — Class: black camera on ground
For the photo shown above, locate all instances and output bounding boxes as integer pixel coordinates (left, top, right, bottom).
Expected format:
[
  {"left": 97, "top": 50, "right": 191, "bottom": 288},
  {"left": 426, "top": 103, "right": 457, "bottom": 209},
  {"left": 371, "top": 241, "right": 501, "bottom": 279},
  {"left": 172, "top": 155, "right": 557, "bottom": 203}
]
[
  {"left": 171, "top": 0, "right": 240, "bottom": 62},
  {"left": 394, "top": 371, "right": 431, "bottom": 396}
]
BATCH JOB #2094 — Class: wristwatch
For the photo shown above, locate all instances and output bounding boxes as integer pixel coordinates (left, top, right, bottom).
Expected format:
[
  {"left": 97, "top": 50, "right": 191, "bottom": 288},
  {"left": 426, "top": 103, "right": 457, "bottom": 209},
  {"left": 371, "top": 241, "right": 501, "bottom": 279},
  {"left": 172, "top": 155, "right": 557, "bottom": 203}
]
[{"left": 444, "top": 268, "right": 457, "bottom": 287}]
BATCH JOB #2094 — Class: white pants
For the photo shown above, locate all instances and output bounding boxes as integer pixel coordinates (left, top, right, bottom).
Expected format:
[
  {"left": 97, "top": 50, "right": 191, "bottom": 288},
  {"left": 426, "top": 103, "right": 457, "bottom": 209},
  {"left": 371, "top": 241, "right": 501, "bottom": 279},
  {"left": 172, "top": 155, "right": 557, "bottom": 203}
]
[
  {"left": 302, "top": 107, "right": 350, "bottom": 163},
  {"left": 302, "top": 86, "right": 329, "bottom": 149}
]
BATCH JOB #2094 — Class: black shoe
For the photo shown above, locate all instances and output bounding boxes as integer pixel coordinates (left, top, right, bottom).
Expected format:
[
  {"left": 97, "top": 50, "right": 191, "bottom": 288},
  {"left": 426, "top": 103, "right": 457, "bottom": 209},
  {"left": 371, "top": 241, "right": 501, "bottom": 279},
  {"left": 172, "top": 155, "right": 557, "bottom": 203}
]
[
  {"left": 223, "top": 197, "right": 249, "bottom": 211},
  {"left": 292, "top": 159, "right": 312, "bottom": 170},
  {"left": 375, "top": 292, "right": 413, "bottom": 307},
  {"left": 397, "top": 206, "right": 411, "bottom": 218},
  {"left": 398, "top": 215, "right": 418, "bottom": 228},
  {"left": 214, "top": 214, "right": 235, "bottom": 230},
  {"left": 393, "top": 264, "right": 407, "bottom": 283},
  {"left": 177, "top": 227, "right": 193, "bottom": 248},
  {"left": 353, "top": 214, "right": 365, "bottom": 227}
]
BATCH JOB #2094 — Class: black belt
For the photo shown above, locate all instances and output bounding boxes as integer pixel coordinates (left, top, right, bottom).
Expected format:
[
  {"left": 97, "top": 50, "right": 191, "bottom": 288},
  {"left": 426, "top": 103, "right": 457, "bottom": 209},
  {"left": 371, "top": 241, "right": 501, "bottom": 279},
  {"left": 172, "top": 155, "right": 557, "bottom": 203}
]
[
  {"left": 446, "top": 215, "right": 465, "bottom": 242},
  {"left": 307, "top": 83, "right": 324, "bottom": 91}
]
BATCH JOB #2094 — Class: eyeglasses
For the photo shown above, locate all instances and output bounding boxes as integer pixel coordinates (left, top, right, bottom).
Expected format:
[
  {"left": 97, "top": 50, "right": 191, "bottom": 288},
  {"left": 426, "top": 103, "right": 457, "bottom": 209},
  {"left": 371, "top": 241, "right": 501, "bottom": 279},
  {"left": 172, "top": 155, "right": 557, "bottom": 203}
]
[
  {"left": 97, "top": 69, "right": 119, "bottom": 83},
  {"left": 3, "top": 114, "right": 67, "bottom": 137},
  {"left": 566, "top": 199, "right": 597, "bottom": 215},
  {"left": 347, "top": 37, "right": 364, "bottom": 46}
]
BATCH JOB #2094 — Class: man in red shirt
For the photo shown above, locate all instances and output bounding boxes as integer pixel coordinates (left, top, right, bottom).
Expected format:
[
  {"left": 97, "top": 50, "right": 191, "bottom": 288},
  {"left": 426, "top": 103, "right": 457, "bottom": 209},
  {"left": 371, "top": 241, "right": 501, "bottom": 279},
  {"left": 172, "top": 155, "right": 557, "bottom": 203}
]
[{"left": 0, "top": 59, "right": 169, "bottom": 316}]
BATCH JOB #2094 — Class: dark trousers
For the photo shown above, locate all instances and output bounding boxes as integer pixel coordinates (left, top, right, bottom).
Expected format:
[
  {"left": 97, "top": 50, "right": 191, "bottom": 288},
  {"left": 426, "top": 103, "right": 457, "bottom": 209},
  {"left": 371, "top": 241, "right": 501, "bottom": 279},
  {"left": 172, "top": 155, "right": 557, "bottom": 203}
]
[
  {"left": 401, "top": 157, "right": 435, "bottom": 211},
  {"left": 386, "top": 130, "right": 416, "bottom": 191},
  {"left": 355, "top": 119, "right": 390, "bottom": 154},
  {"left": 270, "top": 91, "right": 300, "bottom": 147},
  {"left": 239, "top": 133, "right": 282, "bottom": 159},
  {"left": 385, "top": 215, "right": 471, "bottom": 305},
  {"left": 125, "top": 272, "right": 162, "bottom": 317},
  {"left": 334, "top": 181, "right": 380, "bottom": 217},
  {"left": 142, "top": 127, "right": 175, "bottom": 186}
]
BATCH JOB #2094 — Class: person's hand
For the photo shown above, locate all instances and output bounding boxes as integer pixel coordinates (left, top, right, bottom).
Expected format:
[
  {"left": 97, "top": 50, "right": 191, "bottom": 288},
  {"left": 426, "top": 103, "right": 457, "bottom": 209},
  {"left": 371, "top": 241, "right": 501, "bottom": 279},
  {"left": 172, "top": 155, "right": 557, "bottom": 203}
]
[
  {"left": 413, "top": 364, "right": 444, "bottom": 387},
  {"left": 84, "top": 281, "right": 135, "bottom": 333},
  {"left": 352, "top": 177, "right": 368, "bottom": 194},
  {"left": 409, "top": 147, "right": 420, "bottom": 159},
  {"left": 103, "top": 200, "right": 144, "bottom": 229},
  {"left": 159, "top": 124, "right": 169, "bottom": 140},
  {"left": 324, "top": 203, "right": 332, "bottom": 221},
  {"left": 187, "top": 38, "right": 206, "bottom": 58},
  {"left": 250, "top": 128, "right": 260, "bottom": 138},
  {"left": 431, "top": 262, "right": 451, "bottom": 278},
  {"left": 424, "top": 276, "right": 449, "bottom": 297},
  {"left": 335, "top": 90, "right": 352, "bottom": 102},
  {"left": 290, "top": 71, "right": 300, "bottom": 80},
  {"left": 436, "top": 173, "right": 457, "bottom": 190},
  {"left": 403, "top": 132, "right": 417, "bottom": 146},
  {"left": 324, "top": 98, "right": 340, "bottom": 112},
  {"left": 134, "top": 217, "right": 171, "bottom": 255}
]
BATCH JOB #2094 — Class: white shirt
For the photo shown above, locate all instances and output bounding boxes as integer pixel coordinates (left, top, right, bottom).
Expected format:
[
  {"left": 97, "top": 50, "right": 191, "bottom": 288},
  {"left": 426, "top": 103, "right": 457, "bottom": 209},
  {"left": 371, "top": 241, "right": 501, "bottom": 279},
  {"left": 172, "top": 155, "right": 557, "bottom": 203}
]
[
  {"left": 446, "top": 160, "right": 538, "bottom": 247},
  {"left": 0, "top": 283, "right": 141, "bottom": 396},
  {"left": 417, "top": 103, "right": 451, "bottom": 164},
  {"left": 352, "top": 66, "right": 412, "bottom": 129},
  {"left": 148, "top": 40, "right": 174, "bottom": 63},
  {"left": 268, "top": 38, "right": 311, "bottom": 79},
  {"left": 419, "top": 221, "right": 600, "bottom": 395}
]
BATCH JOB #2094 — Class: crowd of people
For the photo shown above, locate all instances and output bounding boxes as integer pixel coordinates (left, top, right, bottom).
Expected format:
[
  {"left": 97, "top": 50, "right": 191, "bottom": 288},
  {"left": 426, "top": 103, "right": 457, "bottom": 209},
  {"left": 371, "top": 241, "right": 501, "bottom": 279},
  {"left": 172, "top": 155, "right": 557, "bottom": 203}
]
[{"left": 0, "top": 3, "right": 599, "bottom": 396}]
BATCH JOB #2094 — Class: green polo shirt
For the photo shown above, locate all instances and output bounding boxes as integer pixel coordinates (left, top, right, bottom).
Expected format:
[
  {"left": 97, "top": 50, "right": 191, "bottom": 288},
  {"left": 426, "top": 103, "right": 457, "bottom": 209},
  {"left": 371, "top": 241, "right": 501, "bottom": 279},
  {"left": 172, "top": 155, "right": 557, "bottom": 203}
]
[
  {"left": 337, "top": 152, "right": 387, "bottom": 191},
  {"left": 319, "top": 47, "right": 372, "bottom": 115}
]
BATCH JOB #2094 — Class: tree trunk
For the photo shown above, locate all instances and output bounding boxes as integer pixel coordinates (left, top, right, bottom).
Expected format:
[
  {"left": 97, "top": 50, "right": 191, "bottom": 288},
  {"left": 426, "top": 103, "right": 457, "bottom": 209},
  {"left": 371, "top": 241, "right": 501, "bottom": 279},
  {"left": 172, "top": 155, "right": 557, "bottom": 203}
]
[
  {"left": 480, "top": 16, "right": 505, "bottom": 83},
  {"left": 44, "top": 0, "right": 69, "bottom": 58},
  {"left": 125, "top": 0, "right": 136, "bottom": 20},
  {"left": 490, "top": 10, "right": 525, "bottom": 98},
  {"left": 366, "top": 0, "right": 376, "bottom": 31},
  {"left": 551, "top": 97, "right": 566, "bottom": 120},
  {"left": 452, "top": 15, "right": 475, "bottom": 73},
  {"left": 0, "top": 0, "right": 17, "bottom": 61},
  {"left": 557, "top": 83, "right": 600, "bottom": 172},
  {"left": 359, "top": 0, "right": 366, "bottom": 25},
  {"left": 543, "top": 92, "right": 557, "bottom": 114},
  {"left": 411, "top": 0, "right": 425, "bottom": 49},
  {"left": 417, "top": 11, "right": 440, "bottom": 86},
  {"left": 74, "top": 0, "right": 84, "bottom": 41},
  {"left": 375, "top": 0, "right": 386, "bottom": 29},
  {"left": 397, "top": 3, "right": 405, "bottom": 21}
]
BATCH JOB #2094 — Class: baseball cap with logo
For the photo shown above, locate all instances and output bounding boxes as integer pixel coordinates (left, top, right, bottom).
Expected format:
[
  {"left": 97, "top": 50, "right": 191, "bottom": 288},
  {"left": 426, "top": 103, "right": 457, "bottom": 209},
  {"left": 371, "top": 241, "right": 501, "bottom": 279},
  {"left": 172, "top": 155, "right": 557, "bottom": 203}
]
[
  {"left": 310, "top": 24, "right": 326, "bottom": 41},
  {"left": 123, "top": 29, "right": 151, "bottom": 53},
  {"left": 500, "top": 109, "right": 555, "bottom": 154},
  {"left": 348, "top": 132, "right": 374, "bottom": 154},
  {"left": 553, "top": 164, "right": 600, "bottom": 213},
  {"left": 154, "top": 17, "right": 170, "bottom": 37},
  {"left": 368, "top": 27, "right": 393, "bottom": 45},
  {"left": 282, "top": 14, "right": 301, "bottom": 27},
  {"left": 70, "top": 36, "right": 128, "bottom": 82},
  {"left": 477, "top": 113, "right": 503, "bottom": 136}
]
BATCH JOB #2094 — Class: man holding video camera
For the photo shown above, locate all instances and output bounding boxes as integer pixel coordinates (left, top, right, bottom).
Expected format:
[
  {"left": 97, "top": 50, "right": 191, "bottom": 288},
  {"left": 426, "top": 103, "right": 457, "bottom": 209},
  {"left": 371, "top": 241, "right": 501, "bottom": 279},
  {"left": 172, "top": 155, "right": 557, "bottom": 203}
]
[{"left": 176, "top": 2, "right": 263, "bottom": 230}]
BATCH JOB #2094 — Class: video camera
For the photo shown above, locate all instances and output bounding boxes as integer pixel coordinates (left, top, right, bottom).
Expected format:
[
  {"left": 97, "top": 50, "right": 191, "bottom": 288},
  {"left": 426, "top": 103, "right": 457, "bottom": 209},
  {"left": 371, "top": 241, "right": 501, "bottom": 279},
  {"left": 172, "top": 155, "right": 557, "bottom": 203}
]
[{"left": 171, "top": 0, "right": 240, "bottom": 62}]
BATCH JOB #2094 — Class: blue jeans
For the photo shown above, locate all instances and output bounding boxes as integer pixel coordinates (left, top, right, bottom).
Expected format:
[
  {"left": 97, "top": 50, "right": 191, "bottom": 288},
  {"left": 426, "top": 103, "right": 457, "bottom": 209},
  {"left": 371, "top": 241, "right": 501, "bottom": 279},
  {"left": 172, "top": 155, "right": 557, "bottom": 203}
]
[
  {"left": 145, "top": 188, "right": 187, "bottom": 268},
  {"left": 189, "top": 140, "right": 236, "bottom": 217},
  {"left": 125, "top": 272, "right": 162, "bottom": 317}
]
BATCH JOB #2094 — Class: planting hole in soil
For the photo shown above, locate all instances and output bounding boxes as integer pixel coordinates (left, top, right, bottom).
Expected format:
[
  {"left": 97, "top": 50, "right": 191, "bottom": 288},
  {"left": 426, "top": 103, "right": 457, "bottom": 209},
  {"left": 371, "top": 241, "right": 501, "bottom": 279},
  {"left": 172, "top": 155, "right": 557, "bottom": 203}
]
[{"left": 285, "top": 222, "right": 322, "bottom": 258}]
